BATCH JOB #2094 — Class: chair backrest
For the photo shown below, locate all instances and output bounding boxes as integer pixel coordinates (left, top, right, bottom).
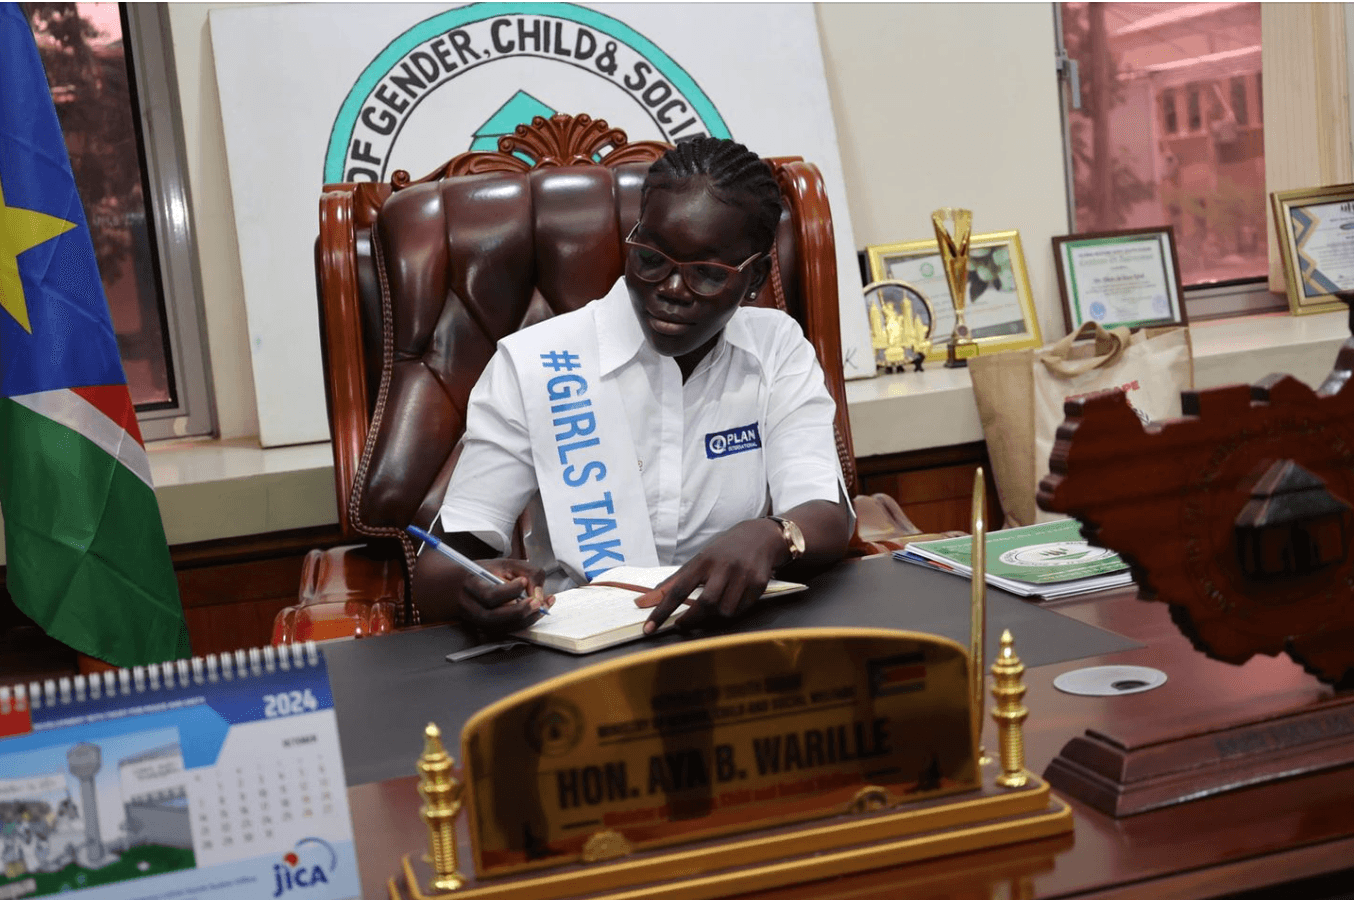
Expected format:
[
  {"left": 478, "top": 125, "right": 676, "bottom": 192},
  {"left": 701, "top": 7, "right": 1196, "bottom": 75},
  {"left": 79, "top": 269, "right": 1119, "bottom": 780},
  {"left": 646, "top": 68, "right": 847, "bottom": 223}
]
[{"left": 315, "top": 114, "right": 857, "bottom": 590}]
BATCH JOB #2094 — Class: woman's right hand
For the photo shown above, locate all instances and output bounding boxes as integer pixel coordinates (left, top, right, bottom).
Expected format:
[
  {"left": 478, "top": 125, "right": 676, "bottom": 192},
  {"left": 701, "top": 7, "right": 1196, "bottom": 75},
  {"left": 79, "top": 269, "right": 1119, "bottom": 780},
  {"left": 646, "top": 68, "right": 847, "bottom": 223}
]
[
  {"left": 454, "top": 558, "right": 552, "bottom": 632},
  {"left": 412, "top": 532, "right": 552, "bottom": 631}
]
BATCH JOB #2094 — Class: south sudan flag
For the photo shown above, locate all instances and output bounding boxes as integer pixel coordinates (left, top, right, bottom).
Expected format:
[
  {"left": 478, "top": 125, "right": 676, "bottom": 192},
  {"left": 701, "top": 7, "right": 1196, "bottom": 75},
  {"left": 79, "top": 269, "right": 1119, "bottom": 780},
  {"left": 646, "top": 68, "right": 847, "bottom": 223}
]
[{"left": 0, "top": 3, "right": 189, "bottom": 666}]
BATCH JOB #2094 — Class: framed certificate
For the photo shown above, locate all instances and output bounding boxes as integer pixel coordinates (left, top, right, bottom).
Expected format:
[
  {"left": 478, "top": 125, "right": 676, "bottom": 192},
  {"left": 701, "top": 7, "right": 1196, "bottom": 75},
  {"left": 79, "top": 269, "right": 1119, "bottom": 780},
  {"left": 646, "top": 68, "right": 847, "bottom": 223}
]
[
  {"left": 865, "top": 230, "right": 1042, "bottom": 355},
  {"left": 1051, "top": 227, "right": 1187, "bottom": 331},
  {"left": 1272, "top": 183, "right": 1354, "bottom": 315}
]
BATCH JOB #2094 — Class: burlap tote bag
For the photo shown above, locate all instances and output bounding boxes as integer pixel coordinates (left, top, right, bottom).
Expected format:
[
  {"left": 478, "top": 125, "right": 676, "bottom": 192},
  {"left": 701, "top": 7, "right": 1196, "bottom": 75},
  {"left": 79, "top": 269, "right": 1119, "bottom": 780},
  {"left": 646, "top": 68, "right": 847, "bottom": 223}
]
[{"left": 969, "top": 321, "right": 1193, "bottom": 527}]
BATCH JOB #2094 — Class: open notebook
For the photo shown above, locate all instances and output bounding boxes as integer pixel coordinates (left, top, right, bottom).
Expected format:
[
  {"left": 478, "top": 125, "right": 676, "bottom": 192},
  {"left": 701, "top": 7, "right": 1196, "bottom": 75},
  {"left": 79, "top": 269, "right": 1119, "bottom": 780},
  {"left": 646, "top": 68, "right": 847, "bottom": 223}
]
[{"left": 514, "top": 565, "right": 807, "bottom": 654}]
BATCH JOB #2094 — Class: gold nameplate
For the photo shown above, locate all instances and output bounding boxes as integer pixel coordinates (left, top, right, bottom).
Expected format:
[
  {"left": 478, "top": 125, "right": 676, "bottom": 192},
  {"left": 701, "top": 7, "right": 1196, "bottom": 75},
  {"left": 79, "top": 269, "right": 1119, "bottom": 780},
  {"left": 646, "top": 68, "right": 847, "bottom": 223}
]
[
  {"left": 391, "top": 475, "right": 1068, "bottom": 900},
  {"left": 461, "top": 628, "right": 976, "bottom": 876}
]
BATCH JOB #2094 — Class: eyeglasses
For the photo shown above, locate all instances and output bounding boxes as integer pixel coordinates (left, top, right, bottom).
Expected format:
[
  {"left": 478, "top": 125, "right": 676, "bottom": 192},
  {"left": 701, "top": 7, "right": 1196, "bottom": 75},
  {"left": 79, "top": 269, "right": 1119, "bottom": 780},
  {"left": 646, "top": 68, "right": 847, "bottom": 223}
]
[{"left": 624, "top": 224, "right": 763, "bottom": 296}]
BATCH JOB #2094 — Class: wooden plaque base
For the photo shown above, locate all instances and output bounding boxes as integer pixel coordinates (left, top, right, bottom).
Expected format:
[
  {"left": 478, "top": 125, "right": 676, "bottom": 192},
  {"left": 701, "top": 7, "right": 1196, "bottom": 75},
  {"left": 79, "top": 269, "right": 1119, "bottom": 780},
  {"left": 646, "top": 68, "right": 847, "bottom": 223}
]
[
  {"left": 1047, "top": 690, "right": 1354, "bottom": 818},
  {"left": 388, "top": 774, "right": 1070, "bottom": 900}
]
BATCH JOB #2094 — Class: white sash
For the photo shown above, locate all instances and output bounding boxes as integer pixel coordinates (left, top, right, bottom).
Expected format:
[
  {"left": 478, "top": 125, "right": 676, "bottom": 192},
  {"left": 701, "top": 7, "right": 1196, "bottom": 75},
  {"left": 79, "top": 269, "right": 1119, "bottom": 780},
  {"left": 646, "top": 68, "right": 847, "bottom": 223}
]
[{"left": 509, "top": 306, "right": 659, "bottom": 582}]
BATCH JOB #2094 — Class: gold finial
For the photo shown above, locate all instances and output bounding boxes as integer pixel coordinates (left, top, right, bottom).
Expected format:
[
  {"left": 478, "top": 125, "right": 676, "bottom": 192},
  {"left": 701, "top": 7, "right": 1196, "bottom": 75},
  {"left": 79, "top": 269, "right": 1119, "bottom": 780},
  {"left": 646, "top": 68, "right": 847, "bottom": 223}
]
[
  {"left": 417, "top": 722, "right": 466, "bottom": 892},
  {"left": 990, "top": 631, "right": 1029, "bottom": 788},
  {"left": 970, "top": 467, "right": 989, "bottom": 766}
]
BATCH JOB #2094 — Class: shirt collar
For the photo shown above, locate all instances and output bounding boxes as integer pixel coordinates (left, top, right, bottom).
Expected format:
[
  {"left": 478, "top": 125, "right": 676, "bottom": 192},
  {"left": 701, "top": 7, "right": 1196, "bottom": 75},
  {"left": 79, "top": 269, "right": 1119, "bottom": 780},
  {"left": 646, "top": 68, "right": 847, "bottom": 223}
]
[
  {"left": 720, "top": 306, "right": 757, "bottom": 356},
  {"left": 595, "top": 279, "right": 647, "bottom": 376}
]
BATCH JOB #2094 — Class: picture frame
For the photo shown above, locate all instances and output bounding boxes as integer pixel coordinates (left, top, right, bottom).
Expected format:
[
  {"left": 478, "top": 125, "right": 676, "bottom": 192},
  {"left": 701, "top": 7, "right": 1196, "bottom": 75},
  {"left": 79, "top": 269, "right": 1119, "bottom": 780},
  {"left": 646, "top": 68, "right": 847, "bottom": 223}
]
[
  {"left": 865, "top": 230, "right": 1042, "bottom": 356},
  {"left": 1271, "top": 182, "right": 1354, "bottom": 316},
  {"left": 1050, "top": 226, "right": 1188, "bottom": 332}
]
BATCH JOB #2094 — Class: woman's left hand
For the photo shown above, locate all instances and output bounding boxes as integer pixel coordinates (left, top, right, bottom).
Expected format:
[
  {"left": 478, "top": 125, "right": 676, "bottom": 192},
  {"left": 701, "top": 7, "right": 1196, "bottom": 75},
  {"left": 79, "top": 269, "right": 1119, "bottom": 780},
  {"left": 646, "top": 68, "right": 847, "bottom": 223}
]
[{"left": 634, "top": 518, "right": 787, "bottom": 633}]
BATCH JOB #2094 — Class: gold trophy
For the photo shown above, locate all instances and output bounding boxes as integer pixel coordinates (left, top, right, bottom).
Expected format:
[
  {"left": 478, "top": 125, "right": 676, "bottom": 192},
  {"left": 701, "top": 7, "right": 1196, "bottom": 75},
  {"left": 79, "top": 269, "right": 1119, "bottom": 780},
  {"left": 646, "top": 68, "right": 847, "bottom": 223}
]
[{"left": 931, "top": 207, "right": 977, "bottom": 367}]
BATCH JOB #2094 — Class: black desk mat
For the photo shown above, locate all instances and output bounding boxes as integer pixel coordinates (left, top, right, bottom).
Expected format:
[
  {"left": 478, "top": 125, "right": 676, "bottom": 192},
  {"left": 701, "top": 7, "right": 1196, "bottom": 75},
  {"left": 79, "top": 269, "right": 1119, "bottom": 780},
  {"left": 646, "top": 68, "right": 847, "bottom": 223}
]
[{"left": 324, "top": 554, "right": 1141, "bottom": 786}]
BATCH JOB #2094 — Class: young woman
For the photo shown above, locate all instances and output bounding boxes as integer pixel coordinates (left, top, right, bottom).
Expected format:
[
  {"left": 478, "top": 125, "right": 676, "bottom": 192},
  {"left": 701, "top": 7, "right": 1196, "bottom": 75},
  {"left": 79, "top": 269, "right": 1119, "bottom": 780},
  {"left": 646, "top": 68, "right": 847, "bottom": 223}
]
[{"left": 415, "top": 137, "right": 853, "bottom": 634}]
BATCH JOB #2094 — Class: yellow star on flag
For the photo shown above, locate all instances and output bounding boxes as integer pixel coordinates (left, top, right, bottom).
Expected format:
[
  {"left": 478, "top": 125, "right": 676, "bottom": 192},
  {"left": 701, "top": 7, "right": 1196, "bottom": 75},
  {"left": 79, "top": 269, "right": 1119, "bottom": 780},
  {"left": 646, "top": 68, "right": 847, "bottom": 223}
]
[{"left": 0, "top": 175, "right": 77, "bottom": 333}]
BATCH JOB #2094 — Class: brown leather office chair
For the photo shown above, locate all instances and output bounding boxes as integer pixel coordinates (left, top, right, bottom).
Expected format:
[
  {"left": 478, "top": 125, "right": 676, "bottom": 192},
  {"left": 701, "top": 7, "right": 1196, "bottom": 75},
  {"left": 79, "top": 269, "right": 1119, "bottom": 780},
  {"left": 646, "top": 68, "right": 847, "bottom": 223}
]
[{"left": 272, "top": 114, "right": 918, "bottom": 641}]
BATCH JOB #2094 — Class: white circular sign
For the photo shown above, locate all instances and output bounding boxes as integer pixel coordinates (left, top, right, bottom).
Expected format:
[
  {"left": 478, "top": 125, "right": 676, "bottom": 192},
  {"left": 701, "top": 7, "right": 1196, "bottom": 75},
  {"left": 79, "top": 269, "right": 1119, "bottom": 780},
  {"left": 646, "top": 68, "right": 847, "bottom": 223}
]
[{"left": 1053, "top": 665, "right": 1167, "bottom": 697}]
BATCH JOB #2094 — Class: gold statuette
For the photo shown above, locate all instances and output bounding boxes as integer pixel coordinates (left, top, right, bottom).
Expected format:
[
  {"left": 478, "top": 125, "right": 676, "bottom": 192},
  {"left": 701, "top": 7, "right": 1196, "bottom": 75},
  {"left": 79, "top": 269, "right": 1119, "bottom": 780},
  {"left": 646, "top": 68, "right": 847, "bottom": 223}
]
[
  {"left": 990, "top": 631, "right": 1029, "bottom": 788},
  {"left": 931, "top": 207, "right": 977, "bottom": 367},
  {"left": 865, "top": 280, "right": 935, "bottom": 373},
  {"left": 417, "top": 722, "right": 466, "bottom": 893}
]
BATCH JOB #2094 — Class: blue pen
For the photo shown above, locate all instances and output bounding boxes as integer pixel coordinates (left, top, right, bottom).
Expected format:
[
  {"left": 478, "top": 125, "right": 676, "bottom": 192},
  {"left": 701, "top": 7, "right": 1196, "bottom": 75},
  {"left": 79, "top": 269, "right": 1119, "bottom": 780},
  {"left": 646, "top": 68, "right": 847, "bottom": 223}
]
[{"left": 406, "top": 525, "right": 549, "bottom": 614}]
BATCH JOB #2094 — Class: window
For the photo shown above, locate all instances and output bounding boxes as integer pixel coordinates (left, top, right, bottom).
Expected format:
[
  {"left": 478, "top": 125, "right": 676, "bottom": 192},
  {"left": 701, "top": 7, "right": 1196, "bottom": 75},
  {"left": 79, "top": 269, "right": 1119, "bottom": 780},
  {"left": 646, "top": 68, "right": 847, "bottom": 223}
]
[
  {"left": 25, "top": 3, "right": 213, "bottom": 439},
  {"left": 1055, "top": 2, "right": 1281, "bottom": 318}
]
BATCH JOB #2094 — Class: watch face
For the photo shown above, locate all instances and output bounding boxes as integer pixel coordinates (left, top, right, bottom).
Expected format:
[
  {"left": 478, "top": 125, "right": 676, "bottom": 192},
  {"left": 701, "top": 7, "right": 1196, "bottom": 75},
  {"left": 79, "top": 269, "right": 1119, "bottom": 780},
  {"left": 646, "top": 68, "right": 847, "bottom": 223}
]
[{"left": 774, "top": 516, "right": 806, "bottom": 558}]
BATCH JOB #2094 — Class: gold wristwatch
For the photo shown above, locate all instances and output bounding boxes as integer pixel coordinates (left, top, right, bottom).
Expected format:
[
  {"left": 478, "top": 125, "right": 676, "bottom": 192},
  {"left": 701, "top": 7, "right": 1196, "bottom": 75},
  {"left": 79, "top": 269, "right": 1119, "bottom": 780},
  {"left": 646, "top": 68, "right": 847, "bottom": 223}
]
[{"left": 767, "top": 516, "right": 806, "bottom": 561}]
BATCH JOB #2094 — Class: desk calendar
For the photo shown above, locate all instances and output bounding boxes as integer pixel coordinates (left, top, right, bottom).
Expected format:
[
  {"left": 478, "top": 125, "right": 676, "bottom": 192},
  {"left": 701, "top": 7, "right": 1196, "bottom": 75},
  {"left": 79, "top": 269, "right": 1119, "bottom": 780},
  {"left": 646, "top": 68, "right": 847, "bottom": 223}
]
[{"left": 0, "top": 644, "right": 359, "bottom": 900}]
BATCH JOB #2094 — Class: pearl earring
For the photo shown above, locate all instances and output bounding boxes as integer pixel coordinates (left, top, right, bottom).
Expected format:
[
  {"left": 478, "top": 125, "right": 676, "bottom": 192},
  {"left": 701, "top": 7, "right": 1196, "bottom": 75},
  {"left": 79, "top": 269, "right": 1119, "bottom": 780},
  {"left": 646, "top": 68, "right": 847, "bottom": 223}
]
[{"left": 749, "top": 291, "right": 758, "bottom": 299}]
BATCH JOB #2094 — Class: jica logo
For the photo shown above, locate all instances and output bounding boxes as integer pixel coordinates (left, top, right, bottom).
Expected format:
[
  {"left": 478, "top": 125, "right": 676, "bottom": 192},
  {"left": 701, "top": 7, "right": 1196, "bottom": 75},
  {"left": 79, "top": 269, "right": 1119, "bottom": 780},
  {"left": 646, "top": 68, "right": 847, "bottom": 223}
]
[{"left": 272, "top": 837, "right": 336, "bottom": 896}]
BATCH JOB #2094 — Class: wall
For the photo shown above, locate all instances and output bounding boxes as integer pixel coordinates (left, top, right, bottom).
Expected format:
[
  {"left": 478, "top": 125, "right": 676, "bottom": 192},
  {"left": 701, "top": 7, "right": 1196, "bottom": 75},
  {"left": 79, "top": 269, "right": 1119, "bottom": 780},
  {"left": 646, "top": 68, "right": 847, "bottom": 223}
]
[
  {"left": 166, "top": 3, "right": 256, "bottom": 441},
  {"left": 817, "top": 4, "right": 1070, "bottom": 342},
  {"left": 167, "top": 2, "right": 1073, "bottom": 441}
]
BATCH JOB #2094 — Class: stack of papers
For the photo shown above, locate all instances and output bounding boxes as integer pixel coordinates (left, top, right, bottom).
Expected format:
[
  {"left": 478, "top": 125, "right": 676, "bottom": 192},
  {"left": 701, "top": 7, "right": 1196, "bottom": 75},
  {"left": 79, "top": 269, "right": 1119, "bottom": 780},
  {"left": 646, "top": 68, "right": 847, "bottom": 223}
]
[{"left": 894, "top": 519, "right": 1134, "bottom": 600}]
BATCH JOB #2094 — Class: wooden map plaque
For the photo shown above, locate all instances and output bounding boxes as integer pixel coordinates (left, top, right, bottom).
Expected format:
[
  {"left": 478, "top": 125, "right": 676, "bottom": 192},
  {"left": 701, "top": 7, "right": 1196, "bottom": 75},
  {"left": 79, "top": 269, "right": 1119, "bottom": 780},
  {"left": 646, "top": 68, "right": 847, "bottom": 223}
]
[{"left": 1038, "top": 321, "right": 1354, "bottom": 815}]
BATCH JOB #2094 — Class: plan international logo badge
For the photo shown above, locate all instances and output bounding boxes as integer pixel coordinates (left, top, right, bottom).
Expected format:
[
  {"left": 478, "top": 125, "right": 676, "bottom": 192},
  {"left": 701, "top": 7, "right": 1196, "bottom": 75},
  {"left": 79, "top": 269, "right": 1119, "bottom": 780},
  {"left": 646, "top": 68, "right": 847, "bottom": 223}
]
[
  {"left": 324, "top": 2, "right": 730, "bottom": 183},
  {"left": 705, "top": 423, "right": 761, "bottom": 459}
]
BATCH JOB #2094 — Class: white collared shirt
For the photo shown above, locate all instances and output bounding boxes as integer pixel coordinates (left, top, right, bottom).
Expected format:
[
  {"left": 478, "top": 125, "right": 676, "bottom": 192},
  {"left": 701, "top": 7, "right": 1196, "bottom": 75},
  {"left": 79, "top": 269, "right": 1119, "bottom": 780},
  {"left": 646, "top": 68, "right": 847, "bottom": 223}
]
[{"left": 439, "top": 279, "right": 848, "bottom": 565}]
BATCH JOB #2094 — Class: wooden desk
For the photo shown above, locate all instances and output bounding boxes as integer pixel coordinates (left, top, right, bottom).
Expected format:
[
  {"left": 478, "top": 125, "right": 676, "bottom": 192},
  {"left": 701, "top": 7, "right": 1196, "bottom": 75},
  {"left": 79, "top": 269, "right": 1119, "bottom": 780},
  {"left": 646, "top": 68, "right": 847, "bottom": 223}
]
[{"left": 343, "top": 580, "right": 1354, "bottom": 899}]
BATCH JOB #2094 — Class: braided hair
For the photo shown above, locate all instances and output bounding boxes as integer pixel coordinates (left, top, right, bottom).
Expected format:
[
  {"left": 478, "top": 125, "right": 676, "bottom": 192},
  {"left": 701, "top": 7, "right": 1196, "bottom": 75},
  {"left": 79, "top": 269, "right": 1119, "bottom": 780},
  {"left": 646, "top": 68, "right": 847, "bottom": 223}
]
[{"left": 642, "top": 137, "right": 783, "bottom": 254}]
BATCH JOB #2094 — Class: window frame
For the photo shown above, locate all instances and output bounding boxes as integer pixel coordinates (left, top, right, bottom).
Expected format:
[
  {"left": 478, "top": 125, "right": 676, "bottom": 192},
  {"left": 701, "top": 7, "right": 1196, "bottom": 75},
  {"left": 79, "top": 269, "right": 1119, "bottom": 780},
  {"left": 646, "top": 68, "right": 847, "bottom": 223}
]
[
  {"left": 1230, "top": 74, "right": 1249, "bottom": 125},
  {"left": 1185, "top": 82, "right": 1203, "bottom": 132},
  {"left": 1051, "top": 2, "right": 1286, "bottom": 323},
  {"left": 120, "top": 3, "right": 215, "bottom": 440},
  {"left": 1162, "top": 87, "right": 1178, "bottom": 134}
]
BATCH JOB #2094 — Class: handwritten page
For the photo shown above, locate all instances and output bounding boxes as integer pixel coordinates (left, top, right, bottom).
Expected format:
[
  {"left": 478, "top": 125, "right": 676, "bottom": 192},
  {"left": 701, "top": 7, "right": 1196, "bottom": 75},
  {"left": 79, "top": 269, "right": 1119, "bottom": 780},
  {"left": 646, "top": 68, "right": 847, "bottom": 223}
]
[
  {"left": 514, "top": 567, "right": 678, "bottom": 653},
  {"left": 513, "top": 566, "right": 805, "bottom": 654}
]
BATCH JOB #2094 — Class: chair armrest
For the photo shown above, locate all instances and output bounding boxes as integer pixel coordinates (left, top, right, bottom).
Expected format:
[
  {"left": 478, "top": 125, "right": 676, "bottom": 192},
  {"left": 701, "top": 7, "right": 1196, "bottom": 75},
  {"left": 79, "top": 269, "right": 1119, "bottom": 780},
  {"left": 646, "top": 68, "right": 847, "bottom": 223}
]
[
  {"left": 272, "top": 545, "right": 405, "bottom": 644},
  {"left": 849, "top": 492, "right": 930, "bottom": 556},
  {"left": 844, "top": 492, "right": 974, "bottom": 554}
]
